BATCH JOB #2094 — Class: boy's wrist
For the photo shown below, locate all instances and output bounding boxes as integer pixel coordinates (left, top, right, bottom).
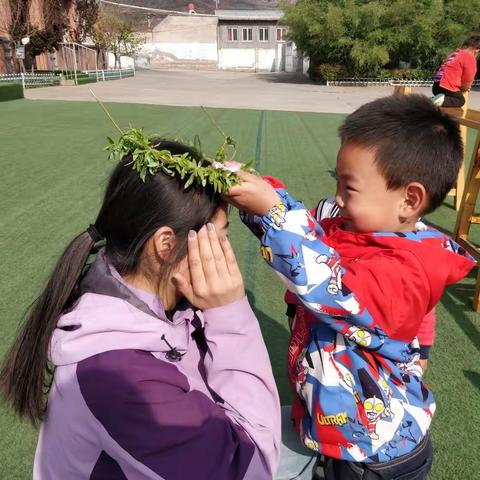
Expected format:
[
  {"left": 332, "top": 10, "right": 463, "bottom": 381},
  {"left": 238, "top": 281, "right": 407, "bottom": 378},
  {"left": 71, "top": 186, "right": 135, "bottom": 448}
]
[{"left": 259, "top": 194, "right": 282, "bottom": 216}]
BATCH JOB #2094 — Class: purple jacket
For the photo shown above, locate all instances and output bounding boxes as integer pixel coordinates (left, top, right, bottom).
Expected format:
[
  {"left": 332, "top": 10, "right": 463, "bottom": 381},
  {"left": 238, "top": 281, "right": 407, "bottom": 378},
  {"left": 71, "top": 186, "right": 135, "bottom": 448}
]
[{"left": 34, "top": 251, "right": 281, "bottom": 479}]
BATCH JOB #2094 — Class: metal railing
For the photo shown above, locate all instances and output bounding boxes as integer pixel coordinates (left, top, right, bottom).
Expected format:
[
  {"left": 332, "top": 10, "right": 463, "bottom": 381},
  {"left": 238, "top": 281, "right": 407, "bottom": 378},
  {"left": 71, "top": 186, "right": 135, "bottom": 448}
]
[
  {"left": 59, "top": 43, "right": 98, "bottom": 84},
  {"left": 0, "top": 68, "right": 134, "bottom": 91},
  {"left": 327, "top": 78, "right": 480, "bottom": 87},
  {"left": 0, "top": 72, "right": 61, "bottom": 89},
  {"left": 84, "top": 68, "right": 135, "bottom": 81}
]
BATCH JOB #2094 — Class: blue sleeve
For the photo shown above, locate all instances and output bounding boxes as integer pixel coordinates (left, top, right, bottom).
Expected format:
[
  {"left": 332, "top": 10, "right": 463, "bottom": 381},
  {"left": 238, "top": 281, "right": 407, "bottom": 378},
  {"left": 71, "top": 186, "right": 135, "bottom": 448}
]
[{"left": 241, "top": 190, "right": 427, "bottom": 361}]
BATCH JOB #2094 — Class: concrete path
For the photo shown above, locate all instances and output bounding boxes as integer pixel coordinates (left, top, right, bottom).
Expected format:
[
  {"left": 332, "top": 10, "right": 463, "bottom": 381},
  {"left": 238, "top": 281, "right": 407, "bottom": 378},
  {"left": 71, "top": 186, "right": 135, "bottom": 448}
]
[{"left": 26, "top": 69, "right": 480, "bottom": 114}]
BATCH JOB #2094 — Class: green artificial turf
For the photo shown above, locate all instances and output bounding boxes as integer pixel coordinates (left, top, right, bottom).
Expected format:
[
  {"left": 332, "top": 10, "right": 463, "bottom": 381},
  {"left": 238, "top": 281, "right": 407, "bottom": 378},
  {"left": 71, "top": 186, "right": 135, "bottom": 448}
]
[{"left": 0, "top": 99, "right": 479, "bottom": 479}]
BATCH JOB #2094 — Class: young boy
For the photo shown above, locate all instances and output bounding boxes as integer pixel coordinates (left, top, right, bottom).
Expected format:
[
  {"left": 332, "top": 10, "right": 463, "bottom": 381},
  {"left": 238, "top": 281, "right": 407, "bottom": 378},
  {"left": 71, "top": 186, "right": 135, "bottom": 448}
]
[
  {"left": 286, "top": 197, "right": 436, "bottom": 373},
  {"left": 225, "top": 95, "right": 475, "bottom": 480}
]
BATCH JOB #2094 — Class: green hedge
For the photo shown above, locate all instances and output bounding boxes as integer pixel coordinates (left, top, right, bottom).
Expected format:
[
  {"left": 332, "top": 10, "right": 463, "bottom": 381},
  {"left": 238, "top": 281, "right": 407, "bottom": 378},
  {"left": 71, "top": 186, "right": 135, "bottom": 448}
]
[
  {"left": 76, "top": 76, "right": 97, "bottom": 85},
  {"left": 0, "top": 82, "right": 23, "bottom": 102}
]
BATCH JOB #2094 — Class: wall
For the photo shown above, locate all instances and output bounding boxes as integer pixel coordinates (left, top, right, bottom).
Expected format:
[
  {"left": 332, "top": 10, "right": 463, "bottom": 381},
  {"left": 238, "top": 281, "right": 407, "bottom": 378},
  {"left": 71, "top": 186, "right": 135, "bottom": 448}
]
[
  {"left": 218, "top": 48, "right": 276, "bottom": 71},
  {"left": 137, "top": 15, "right": 218, "bottom": 68},
  {"left": 218, "top": 21, "right": 282, "bottom": 49},
  {"left": 106, "top": 53, "right": 135, "bottom": 69},
  {"left": 217, "top": 20, "right": 289, "bottom": 71}
]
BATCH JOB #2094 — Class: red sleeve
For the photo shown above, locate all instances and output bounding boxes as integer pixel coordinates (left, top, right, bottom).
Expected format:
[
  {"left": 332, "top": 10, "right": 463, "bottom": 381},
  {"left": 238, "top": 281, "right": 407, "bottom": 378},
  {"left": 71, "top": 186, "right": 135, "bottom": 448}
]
[
  {"left": 416, "top": 308, "right": 436, "bottom": 346},
  {"left": 284, "top": 290, "right": 297, "bottom": 306},
  {"left": 342, "top": 250, "right": 430, "bottom": 342},
  {"left": 461, "top": 50, "right": 477, "bottom": 84},
  {"left": 262, "top": 176, "right": 285, "bottom": 189}
]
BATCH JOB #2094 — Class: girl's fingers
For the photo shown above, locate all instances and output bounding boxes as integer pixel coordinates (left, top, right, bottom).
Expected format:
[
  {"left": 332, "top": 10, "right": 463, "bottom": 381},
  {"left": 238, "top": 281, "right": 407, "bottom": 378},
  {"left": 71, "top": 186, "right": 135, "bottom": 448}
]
[
  {"left": 172, "top": 273, "right": 194, "bottom": 305},
  {"left": 197, "top": 225, "right": 219, "bottom": 282},
  {"left": 219, "top": 235, "right": 242, "bottom": 278},
  {"left": 206, "top": 223, "right": 229, "bottom": 278},
  {"left": 187, "top": 230, "right": 206, "bottom": 288}
]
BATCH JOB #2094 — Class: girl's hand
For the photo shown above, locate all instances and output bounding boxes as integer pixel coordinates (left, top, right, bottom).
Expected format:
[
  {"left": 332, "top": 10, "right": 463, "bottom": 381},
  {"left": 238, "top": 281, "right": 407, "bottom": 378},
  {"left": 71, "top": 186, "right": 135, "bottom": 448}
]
[
  {"left": 172, "top": 224, "right": 245, "bottom": 309},
  {"left": 223, "top": 169, "right": 281, "bottom": 217}
]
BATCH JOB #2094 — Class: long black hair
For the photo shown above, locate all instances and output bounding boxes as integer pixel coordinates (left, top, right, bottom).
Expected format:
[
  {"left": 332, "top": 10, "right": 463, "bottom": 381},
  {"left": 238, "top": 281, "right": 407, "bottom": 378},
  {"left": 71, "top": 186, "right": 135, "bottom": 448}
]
[{"left": 0, "top": 139, "right": 221, "bottom": 424}]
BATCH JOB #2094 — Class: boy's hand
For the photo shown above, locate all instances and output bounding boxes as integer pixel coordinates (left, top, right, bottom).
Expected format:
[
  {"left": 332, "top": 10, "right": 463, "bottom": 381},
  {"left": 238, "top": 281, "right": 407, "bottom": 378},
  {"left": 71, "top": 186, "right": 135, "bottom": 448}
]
[{"left": 224, "top": 169, "right": 281, "bottom": 216}]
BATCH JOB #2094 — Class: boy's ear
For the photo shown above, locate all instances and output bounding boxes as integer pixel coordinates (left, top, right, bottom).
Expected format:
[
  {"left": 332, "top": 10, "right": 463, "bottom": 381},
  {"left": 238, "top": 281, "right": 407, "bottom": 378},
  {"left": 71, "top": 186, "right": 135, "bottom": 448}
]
[
  {"left": 150, "top": 226, "right": 177, "bottom": 261},
  {"left": 401, "top": 182, "right": 428, "bottom": 219}
]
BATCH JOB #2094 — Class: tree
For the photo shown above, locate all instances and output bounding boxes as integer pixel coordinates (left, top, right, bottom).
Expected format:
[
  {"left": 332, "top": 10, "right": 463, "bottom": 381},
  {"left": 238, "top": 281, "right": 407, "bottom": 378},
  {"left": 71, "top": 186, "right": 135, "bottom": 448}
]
[
  {"left": 71, "top": 0, "right": 100, "bottom": 43},
  {"left": 92, "top": 5, "right": 143, "bottom": 69},
  {"left": 0, "top": 0, "right": 32, "bottom": 44},
  {"left": 0, "top": 0, "right": 67, "bottom": 70},
  {"left": 282, "top": 0, "right": 480, "bottom": 78}
]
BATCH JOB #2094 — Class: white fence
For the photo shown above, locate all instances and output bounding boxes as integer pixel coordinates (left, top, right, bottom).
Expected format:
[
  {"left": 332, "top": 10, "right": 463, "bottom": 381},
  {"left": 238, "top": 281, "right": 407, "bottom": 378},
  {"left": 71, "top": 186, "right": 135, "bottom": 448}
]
[
  {"left": 0, "top": 72, "right": 61, "bottom": 89},
  {"left": 84, "top": 68, "right": 135, "bottom": 81},
  {"left": 0, "top": 68, "right": 135, "bottom": 90},
  {"left": 327, "top": 78, "right": 480, "bottom": 87}
]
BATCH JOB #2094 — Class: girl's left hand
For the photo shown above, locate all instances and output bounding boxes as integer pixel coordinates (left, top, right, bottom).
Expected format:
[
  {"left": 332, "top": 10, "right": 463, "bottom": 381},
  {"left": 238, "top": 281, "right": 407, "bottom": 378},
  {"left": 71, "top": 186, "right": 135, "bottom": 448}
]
[{"left": 172, "top": 225, "right": 245, "bottom": 310}]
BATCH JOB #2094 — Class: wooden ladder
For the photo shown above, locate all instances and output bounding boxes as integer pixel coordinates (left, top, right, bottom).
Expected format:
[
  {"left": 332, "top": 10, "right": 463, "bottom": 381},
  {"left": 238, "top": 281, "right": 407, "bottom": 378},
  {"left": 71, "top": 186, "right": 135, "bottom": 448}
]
[{"left": 453, "top": 110, "right": 480, "bottom": 310}]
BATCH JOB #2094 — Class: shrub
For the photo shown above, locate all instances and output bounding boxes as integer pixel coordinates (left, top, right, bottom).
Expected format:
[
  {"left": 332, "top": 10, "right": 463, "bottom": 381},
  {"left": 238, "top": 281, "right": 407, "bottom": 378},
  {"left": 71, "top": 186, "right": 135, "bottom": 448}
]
[
  {"left": 389, "top": 68, "right": 432, "bottom": 80},
  {"left": 0, "top": 83, "right": 23, "bottom": 102},
  {"left": 315, "top": 63, "right": 348, "bottom": 81}
]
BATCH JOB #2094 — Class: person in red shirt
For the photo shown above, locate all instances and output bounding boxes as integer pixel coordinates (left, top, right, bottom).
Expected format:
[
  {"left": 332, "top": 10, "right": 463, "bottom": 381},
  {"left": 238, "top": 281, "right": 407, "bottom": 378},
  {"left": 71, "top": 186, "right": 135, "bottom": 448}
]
[{"left": 432, "top": 34, "right": 480, "bottom": 107}]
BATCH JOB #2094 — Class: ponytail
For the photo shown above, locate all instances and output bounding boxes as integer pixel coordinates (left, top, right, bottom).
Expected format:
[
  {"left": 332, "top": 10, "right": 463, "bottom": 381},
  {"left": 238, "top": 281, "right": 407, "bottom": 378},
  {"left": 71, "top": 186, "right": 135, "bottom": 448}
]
[
  {"left": 1, "top": 138, "right": 220, "bottom": 425},
  {"left": 0, "top": 231, "right": 96, "bottom": 424}
]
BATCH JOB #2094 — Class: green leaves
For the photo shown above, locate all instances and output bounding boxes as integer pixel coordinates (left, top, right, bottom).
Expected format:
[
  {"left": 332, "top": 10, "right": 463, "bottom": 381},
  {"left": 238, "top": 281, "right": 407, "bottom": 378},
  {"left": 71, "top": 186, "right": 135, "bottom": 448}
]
[
  {"left": 283, "top": 0, "right": 480, "bottom": 76},
  {"left": 105, "top": 127, "right": 251, "bottom": 194}
]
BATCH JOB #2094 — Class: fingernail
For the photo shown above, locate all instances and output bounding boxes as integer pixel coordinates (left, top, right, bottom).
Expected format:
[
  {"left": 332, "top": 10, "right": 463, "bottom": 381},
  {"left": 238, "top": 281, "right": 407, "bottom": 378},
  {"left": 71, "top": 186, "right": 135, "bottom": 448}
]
[
  {"left": 188, "top": 230, "right": 196, "bottom": 239},
  {"left": 220, "top": 235, "right": 227, "bottom": 242},
  {"left": 207, "top": 223, "right": 215, "bottom": 232}
]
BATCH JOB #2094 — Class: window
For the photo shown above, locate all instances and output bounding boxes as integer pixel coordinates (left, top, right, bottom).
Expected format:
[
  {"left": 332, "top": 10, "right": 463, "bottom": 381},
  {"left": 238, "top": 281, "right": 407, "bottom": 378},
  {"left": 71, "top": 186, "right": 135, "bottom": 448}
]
[
  {"left": 276, "top": 27, "right": 287, "bottom": 42},
  {"left": 259, "top": 27, "right": 269, "bottom": 42},
  {"left": 242, "top": 27, "right": 253, "bottom": 42},
  {"left": 227, "top": 27, "right": 238, "bottom": 41}
]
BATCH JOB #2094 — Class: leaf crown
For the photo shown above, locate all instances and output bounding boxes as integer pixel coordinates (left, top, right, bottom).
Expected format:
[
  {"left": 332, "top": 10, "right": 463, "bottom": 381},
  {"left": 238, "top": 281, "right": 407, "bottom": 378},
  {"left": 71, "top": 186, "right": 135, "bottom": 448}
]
[
  {"left": 101, "top": 103, "right": 255, "bottom": 194},
  {"left": 105, "top": 128, "right": 254, "bottom": 194}
]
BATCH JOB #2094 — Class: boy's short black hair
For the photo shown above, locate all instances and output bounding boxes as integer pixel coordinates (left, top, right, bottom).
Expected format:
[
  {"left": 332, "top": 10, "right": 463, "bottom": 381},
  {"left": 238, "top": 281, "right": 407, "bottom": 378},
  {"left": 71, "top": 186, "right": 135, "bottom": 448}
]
[{"left": 339, "top": 94, "right": 463, "bottom": 214}]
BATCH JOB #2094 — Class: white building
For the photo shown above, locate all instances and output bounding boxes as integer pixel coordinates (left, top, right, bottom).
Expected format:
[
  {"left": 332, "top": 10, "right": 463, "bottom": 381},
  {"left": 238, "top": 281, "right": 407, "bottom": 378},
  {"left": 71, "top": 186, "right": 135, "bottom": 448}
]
[{"left": 131, "top": 2, "right": 306, "bottom": 72}]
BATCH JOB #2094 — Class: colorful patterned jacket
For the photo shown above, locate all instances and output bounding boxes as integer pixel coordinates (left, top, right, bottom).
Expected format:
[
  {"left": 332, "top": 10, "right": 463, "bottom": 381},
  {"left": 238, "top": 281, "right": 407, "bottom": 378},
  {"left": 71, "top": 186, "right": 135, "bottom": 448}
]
[
  {"left": 34, "top": 250, "right": 281, "bottom": 479},
  {"left": 241, "top": 188, "right": 474, "bottom": 463}
]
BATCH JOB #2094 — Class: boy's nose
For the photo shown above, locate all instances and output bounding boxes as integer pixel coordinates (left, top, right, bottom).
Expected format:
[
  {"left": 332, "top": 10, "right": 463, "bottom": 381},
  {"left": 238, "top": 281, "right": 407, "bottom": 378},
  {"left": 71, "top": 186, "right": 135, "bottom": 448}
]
[{"left": 335, "top": 192, "right": 344, "bottom": 208}]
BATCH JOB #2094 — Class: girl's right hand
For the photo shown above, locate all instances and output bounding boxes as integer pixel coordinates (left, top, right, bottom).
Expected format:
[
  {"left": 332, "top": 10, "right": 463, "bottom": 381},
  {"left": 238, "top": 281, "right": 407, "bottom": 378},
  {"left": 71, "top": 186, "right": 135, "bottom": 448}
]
[{"left": 172, "top": 224, "right": 245, "bottom": 310}]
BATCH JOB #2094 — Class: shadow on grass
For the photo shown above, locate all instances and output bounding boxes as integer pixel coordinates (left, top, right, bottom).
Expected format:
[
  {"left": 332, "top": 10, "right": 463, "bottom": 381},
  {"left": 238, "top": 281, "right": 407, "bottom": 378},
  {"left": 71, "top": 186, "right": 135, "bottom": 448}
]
[
  {"left": 463, "top": 370, "right": 480, "bottom": 390},
  {"left": 440, "top": 200, "right": 457, "bottom": 212},
  {"left": 441, "top": 271, "right": 480, "bottom": 354},
  {"left": 246, "top": 288, "right": 292, "bottom": 403}
]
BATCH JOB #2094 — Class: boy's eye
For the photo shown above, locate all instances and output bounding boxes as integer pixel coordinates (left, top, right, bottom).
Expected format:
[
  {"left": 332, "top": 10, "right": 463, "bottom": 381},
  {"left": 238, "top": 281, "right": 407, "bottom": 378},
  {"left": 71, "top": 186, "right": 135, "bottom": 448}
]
[{"left": 346, "top": 186, "right": 357, "bottom": 192}]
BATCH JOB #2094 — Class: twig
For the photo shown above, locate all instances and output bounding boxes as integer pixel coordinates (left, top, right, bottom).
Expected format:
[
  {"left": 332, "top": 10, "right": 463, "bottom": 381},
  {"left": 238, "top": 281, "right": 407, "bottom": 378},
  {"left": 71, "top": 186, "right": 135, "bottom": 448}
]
[
  {"left": 89, "top": 88, "right": 124, "bottom": 135},
  {"left": 201, "top": 106, "right": 226, "bottom": 139}
]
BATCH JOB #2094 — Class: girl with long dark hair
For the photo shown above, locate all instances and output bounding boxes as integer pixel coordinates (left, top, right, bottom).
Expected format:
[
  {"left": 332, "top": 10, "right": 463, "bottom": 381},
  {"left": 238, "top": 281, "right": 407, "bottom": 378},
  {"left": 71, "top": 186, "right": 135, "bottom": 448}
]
[{"left": 0, "top": 139, "right": 280, "bottom": 479}]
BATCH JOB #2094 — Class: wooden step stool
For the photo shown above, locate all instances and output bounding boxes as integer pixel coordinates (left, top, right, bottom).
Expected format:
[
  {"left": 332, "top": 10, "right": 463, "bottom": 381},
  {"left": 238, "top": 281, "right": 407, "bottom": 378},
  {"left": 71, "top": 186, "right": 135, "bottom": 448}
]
[
  {"left": 453, "top": 110, "right": 480, "bottom": 310},
  {"left": 442, "top": 92, "right": 470, "bottom": 210}
]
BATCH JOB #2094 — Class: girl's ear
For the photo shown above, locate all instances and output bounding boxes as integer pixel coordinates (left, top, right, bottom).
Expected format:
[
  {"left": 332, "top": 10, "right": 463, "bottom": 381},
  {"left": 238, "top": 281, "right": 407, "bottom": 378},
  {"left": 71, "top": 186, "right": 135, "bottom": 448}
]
[
  {"left": 401, "top": 182, "right": 428, "bottom": 219},
  {"left": 151, "top": 226, "right": 177, "bottom": 261}
]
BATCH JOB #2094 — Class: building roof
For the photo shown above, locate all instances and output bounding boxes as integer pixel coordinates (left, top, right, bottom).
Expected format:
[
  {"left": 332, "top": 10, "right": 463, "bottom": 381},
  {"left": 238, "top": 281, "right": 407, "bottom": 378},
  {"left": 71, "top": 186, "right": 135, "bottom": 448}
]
[
  {"left": 103, "top": 1, "right": 286, "bottom": 30},
  {"left": 215, "top": 9, "right": 283, "bottom": 21},
  {"left": 106, "top": 1, "right": 282, "bottom": 15}
]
